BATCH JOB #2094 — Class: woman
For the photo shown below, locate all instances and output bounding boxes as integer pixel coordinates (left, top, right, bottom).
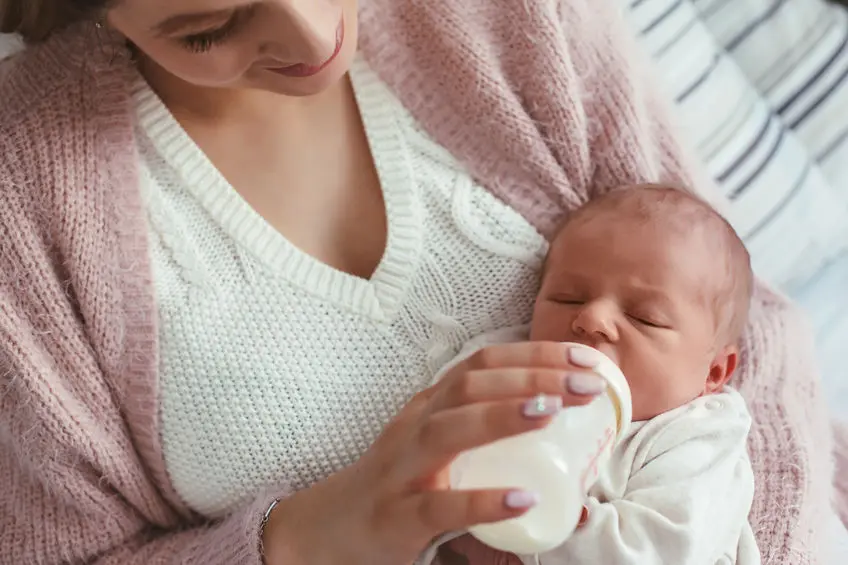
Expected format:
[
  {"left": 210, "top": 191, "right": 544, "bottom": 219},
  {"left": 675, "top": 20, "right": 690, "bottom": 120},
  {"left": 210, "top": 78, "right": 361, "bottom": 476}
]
[{"left": 0, "top": 0, "right": 835, "bottom": 564}]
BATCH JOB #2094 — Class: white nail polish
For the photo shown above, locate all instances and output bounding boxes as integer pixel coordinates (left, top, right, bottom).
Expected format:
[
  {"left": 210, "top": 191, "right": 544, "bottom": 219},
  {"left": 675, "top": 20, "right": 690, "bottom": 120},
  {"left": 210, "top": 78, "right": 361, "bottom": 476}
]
[
  {"left": 505, "top": 490, "right": 539, "bottom": 509},
  {"left": 568, "top": 347, "right": 603, "bottom": 368}
]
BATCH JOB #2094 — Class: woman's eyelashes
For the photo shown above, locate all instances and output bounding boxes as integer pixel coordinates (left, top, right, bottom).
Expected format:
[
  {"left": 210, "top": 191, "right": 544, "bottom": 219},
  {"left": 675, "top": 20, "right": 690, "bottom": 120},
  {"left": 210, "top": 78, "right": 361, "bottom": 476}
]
[
  {"left": 180, "top": 20, "right": 240, "bottom": 53},
  {"left": 178, "top": 8, "right": 254, "bottom": 53}
]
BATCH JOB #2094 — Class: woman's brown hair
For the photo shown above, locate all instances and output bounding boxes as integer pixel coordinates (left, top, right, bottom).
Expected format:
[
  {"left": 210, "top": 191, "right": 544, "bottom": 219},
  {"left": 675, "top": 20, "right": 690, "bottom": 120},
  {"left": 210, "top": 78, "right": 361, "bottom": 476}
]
[{"left": 0, "top": 0, "right": 110, "bottom": 43}]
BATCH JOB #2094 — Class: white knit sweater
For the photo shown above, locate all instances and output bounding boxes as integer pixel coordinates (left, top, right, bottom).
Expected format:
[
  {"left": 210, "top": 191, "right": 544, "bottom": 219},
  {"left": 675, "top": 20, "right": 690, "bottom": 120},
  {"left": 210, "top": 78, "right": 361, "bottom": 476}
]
[{"left": 134, "top": 57, "right": 549, "bottom": 518}]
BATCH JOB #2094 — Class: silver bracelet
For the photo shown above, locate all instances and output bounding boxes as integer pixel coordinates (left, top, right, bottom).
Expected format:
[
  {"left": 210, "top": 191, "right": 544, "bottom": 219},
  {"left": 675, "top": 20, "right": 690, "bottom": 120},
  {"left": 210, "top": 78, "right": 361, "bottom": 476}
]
[{"left": 259, "top": 498, "right": 281, "bottom": 563}]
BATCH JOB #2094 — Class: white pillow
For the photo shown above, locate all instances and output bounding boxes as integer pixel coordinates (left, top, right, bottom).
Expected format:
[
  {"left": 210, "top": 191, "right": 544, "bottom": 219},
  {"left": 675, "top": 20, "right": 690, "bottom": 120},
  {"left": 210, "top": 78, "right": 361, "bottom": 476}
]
[
  {"left": 691, "top": 0, "right": 848, "bottom": 201},
  {"left": 623, "top": 0, "right": 848, "bottom": 293}
]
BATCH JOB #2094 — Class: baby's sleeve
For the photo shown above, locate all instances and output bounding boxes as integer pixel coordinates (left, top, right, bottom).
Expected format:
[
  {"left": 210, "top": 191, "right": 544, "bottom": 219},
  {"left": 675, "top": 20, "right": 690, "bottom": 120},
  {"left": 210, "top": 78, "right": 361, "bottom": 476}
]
[{"left": 540, "top": 389, "right": 760, "bottom": 565}]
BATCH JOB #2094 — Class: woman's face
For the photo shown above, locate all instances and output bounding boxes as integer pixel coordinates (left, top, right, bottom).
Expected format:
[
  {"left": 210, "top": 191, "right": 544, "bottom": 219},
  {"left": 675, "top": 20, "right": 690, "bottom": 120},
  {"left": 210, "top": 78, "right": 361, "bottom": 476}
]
[{"left": 108, "top": 0, "right": 358, "bottom": 97}]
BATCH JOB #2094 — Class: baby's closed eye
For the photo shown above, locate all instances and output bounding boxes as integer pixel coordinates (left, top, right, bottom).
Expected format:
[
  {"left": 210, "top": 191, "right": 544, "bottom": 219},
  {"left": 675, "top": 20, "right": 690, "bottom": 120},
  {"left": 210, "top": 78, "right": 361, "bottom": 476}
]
[
  {"left": 626, "top": 311, "right": 671, "bottom": 329},
  {"left": 549, "top": 295, "right": 584, "bottom": 305}
]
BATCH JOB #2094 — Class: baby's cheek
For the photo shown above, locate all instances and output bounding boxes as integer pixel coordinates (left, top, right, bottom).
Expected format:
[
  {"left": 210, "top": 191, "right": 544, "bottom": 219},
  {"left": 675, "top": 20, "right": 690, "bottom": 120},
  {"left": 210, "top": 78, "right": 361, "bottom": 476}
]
[
  {"left": 626, "top": 356, "right": 693, "bottom": 421},
  {"left": 528, "top": 308, "right": 572, "bottom": 342},
  {"left": 440, "top": 535, "right": 523, "bottom": 565}
]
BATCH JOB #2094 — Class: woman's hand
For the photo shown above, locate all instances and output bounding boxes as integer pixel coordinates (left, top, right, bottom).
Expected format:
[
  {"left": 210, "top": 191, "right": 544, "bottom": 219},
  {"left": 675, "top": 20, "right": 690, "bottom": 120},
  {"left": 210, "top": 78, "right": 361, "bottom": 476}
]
[
  {"left": 262, "top": 342, "right": 608, "bottom": 565},
  {"left": 440, "top": 505, "right": 591, "bottom": 564}
]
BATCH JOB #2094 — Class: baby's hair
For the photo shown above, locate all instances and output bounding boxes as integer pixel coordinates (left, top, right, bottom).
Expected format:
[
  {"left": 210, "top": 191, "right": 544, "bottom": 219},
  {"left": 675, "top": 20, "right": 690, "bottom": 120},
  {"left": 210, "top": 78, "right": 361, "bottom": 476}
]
[{"left": 554, "top": 184, "right": 754, "bottom": 344}]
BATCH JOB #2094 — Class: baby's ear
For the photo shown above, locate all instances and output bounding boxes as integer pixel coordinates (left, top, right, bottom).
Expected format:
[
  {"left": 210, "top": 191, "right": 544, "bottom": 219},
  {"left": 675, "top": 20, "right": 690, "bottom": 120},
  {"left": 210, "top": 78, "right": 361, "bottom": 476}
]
[{"left": 705, "top": 344, "right": 739, "bottom": 394}]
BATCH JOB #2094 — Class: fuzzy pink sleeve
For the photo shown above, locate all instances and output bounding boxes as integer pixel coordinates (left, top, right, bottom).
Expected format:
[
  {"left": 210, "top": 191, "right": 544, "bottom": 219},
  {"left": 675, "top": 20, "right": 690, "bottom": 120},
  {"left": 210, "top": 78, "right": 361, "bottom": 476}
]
[
  {"left": 0, "top": 172, "right": 290, "bottom": 565},
  {"left": 0, "top": 304, "right": 293, "bottom": 565},
  {"left": 1, "top": 455, "right": 280, "bottom": 565},
  {"left": 0, "top": 305, "right": 294, "bottom": 565}
]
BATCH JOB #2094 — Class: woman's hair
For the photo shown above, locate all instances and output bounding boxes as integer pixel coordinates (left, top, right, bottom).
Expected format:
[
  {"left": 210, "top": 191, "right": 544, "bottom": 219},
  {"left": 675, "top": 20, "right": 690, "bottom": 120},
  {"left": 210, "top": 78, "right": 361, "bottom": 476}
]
[{"left": 0, "top": 0, "right": 109, "bottom": 43}]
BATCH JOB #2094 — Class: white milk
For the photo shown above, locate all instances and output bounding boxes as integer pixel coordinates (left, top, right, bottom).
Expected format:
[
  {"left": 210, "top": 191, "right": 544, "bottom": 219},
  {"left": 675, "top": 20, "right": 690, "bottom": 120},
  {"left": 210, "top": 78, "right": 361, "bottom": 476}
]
[{"left": 449, "top": 342, "right": 632, "bottom": 554}]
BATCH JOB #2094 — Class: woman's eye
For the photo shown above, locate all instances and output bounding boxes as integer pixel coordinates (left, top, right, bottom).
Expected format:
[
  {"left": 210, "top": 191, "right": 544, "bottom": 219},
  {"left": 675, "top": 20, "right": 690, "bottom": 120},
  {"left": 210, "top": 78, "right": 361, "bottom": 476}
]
[
  {"left": 178, "top": 9, "right": 250, "bottom": 53},
  {"left": 181, "top": 25, "right": 235, "bottom": 53},
  {"left": 181, "top": 34, "right": 217, "bottom": 53}
]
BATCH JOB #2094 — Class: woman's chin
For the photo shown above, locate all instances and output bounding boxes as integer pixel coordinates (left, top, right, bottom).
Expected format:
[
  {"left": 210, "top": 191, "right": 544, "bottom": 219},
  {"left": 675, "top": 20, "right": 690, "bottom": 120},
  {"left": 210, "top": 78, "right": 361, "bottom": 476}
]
[{"left": 259, "top": 70, "right": 346, "bottom": 97}]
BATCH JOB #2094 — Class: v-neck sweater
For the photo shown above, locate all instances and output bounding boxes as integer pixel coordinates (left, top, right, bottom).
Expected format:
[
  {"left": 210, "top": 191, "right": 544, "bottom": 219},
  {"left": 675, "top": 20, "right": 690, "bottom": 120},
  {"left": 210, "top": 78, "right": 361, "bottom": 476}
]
[{"left": 135, "top": 56, "right": 548, "bottom": 517}]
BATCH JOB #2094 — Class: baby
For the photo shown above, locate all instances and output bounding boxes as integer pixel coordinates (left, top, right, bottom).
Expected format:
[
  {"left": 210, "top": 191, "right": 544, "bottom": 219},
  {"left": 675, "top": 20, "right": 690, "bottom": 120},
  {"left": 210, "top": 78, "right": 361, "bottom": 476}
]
[{"left": 436, "top": 184, "right": 760, "bottom": 565}]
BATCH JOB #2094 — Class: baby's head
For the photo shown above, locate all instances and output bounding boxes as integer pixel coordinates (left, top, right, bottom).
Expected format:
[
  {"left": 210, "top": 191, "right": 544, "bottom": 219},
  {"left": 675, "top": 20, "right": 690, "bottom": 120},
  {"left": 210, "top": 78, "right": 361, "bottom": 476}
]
[{"left": 531, "top": 184, "right": 753, "bottom": 421}]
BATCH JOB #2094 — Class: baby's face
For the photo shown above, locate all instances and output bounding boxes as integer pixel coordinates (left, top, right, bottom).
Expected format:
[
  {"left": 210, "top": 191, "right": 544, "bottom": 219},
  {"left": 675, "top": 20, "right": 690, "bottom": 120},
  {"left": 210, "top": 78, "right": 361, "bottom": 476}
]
[{"left": 530, "top": 214, "right": 734, "bottom": 421}]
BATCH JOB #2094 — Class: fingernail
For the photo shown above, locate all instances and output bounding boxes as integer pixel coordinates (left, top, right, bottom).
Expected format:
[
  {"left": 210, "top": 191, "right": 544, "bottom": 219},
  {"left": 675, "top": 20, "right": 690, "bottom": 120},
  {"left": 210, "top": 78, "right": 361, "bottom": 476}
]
[
  {"left": 568, "top": 346, "right": 604, "bottom": 368},
  {"left": 504, "top": 490, "right": 539, "bottom": 509},
  {"left": 522, "top": 394, "right": 563, "bottom": 418},
  {"left": 565, "top": 372, "right": 606, "bottom": 395}
]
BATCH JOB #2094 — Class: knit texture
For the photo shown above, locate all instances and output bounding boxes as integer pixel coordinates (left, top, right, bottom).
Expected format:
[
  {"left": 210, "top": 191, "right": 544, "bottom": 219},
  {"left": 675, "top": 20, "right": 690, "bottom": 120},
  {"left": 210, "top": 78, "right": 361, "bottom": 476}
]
[
  {"left": 0, "top": 1, "right": 842, "bottom": 564},
  {"left": 137, "top": 56, "right": 546, "bottom": 517}
]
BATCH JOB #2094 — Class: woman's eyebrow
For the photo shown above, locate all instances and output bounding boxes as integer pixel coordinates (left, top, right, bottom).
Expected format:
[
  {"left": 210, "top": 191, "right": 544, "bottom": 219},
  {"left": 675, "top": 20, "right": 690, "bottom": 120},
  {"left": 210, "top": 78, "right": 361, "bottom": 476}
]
[
  {"left": 152, "top": 11, "right": 228, "bottom": 35},
  {"left": 151, "top": 2, "right": 255, "bottom": 35}
]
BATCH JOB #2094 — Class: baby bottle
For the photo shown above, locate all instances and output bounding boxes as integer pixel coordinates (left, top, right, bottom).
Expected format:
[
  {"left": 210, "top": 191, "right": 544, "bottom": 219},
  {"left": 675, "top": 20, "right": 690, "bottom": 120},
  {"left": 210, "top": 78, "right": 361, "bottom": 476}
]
[{"left": 449, "top": 342, "right": 632, "bottom": 555}]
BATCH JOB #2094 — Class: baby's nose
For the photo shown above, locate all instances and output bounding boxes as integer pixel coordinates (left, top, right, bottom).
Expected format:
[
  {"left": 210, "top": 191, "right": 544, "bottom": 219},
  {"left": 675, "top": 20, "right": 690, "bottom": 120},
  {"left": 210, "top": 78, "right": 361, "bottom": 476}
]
[{"left": 572, "top": 302, "right": 619, "bottom": 342}]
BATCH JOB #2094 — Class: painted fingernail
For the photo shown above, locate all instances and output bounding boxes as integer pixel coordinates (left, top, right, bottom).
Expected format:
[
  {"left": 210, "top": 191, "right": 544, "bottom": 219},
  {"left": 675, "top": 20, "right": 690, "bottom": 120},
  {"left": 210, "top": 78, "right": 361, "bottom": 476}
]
[
  {"left": 565, "top": 372, "right": 606, "bottom": 395},
  {"left": 568, "top": 346, "right": 604, "bottom": 368},
  {"left": 522, "top": 394, "right": 563, "bottom": 418},
  {"left": 504, "top": 490, "right": 539, "bottom": 509}
]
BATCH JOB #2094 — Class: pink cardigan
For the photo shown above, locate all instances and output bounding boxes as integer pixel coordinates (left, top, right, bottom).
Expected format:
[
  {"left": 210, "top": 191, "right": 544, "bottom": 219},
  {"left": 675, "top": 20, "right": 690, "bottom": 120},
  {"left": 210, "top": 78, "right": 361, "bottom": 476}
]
[{"left": 0, "top": 1, "right": 842, "bottom": 563}]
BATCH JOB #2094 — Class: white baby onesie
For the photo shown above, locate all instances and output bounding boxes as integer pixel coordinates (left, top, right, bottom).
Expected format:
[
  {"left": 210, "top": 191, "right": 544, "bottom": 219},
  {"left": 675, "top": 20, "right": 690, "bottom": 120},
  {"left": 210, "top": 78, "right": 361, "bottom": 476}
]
[{"left": 425, "top": 326, "right": 761, "bottom": 565}]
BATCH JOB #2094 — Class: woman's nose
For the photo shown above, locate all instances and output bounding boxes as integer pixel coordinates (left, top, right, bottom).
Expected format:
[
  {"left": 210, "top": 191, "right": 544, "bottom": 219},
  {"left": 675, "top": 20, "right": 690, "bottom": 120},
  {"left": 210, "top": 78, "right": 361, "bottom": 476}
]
[
  {"left": 260, "top": 0, "right": 342, "bottom": 64},
  {"left": 571, "top": 301, "right": 619, "bottom": 342}
]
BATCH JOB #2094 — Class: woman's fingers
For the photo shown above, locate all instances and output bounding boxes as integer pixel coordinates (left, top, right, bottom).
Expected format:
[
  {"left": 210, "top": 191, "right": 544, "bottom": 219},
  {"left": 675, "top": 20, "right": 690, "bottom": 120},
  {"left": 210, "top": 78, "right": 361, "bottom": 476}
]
[
  {"left": 410, "top": 397, "right": 557, "bottom": 476},
  {"left": 428, "top": 341, "right": 609, "bottom": 412},
  {"left": 463, "top": 341, "right": 606, "bottom": 372},
  {"left": 402, "top": 488, "right": 537, "bottom": 537},
  {"left": 464, "top": 341, "right": 576, "bottom": 371},
  {"left": 433, "top": 367, "right": 606, "bottom": 411},
  {"left": 355, "top": 342, "right": 610, "bottom": 555}
]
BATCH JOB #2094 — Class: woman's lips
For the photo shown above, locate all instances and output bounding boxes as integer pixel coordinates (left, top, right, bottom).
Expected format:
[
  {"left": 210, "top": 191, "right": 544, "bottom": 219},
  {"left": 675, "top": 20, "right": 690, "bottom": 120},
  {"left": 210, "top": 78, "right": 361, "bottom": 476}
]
[{"left": 268, "top": 19, "right": 345, "bottom": 78}]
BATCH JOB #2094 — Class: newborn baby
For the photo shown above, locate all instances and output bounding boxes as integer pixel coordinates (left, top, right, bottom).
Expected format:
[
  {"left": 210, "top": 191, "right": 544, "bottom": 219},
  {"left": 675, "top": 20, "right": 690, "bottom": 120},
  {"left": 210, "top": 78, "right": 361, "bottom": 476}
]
[{"left": 435, "top": 185, "right": 761, "bottom": 565}]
